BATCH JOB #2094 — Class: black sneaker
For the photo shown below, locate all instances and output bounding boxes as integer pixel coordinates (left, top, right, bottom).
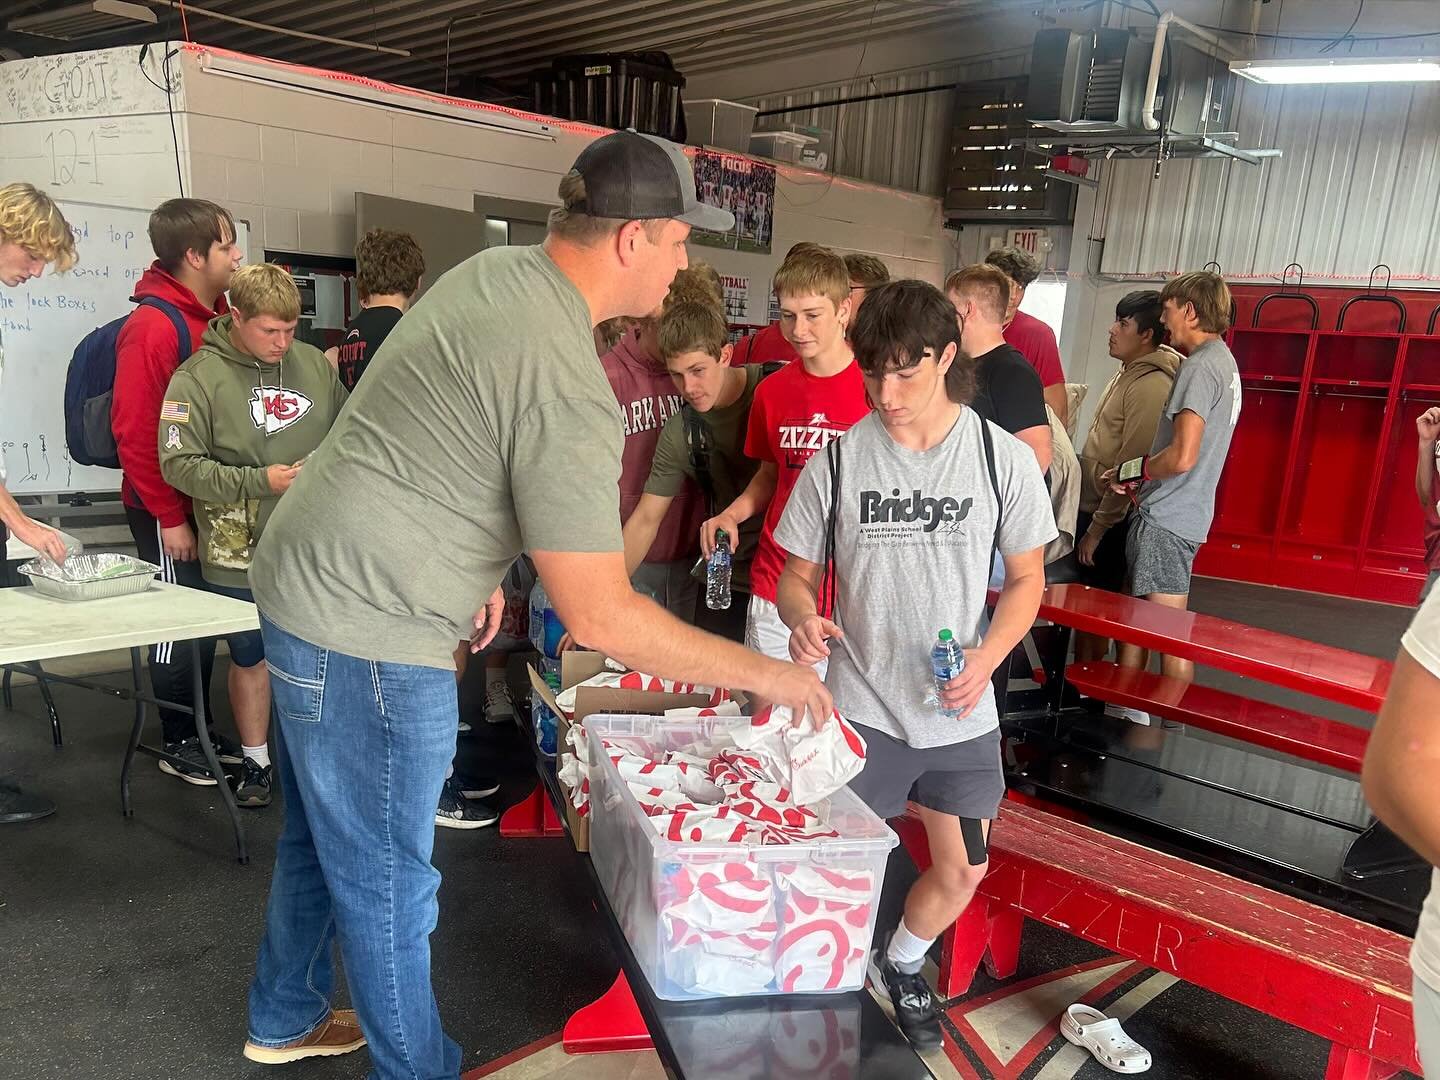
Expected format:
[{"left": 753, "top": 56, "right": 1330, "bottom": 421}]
[
  {"left": 234, "top": 759, "right": 273, "bottom": 808},
  {"left": 436, "top": 777, "right": 499, "bottom": 830},
  {"left": 484, "top": 680, "right": 517, "bottom": 725},
  {"left": 159, "top": 738, "right": 221, "bottom": 786},
  {"left": 452, "top": 771, "right": 500, "bottom": 799},
  {"left": 868, "top": 943, "right": 943, "bottom": 1050},
  {"left": 207, "top": 731, "right": 245, "bottom": 766}
]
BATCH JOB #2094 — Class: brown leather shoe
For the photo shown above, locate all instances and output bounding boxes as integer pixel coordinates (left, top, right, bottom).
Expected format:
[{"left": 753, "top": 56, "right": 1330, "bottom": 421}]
[{"left": 242, "top": 1009, "right": 366, "bottom": 1064}]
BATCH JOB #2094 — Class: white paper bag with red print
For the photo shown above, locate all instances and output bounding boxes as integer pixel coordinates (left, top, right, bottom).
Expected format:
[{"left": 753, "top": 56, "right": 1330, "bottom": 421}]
[
  {"left": 556, "top": 754, "right": 590, "bottom": 816},
  {"left": 555, "top": 671, "right": 733, "bottom": 713},
  {"left": 732, "top": 706, "right": 868, "bottom": 804},
  {"left": 652, "top": 804, "right": 760, "bottom": 844},
  {"left": 660, "top": 860, "right": 778, "bottom": 994},
  {"left": 772, "top": 864, "right": 876, "bottom": 992}
]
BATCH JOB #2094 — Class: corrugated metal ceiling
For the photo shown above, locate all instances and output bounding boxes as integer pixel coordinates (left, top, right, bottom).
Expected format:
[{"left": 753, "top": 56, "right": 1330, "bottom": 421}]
[{"left": 3, "top": 0, "right": 1028, "bottom": 104}]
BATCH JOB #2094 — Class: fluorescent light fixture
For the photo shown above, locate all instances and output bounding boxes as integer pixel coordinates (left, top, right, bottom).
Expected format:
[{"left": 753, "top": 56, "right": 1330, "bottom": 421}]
[
  {"left": 10, "top": 0, "right": 156, "bottom": 40},
  {"left": 1231, "top": 57, "right": 1440, "bottom": 85}
]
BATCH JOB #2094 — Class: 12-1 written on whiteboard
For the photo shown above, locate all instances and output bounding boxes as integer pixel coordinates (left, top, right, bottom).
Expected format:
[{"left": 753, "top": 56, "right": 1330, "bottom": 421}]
[{"left": 44, "top": 127, "right": 106, "bottom": 188}]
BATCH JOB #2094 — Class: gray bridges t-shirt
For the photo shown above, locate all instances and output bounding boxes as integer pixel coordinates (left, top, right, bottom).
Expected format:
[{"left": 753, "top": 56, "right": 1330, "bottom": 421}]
[{"left": 775, "top": 408, "right": 1056, "bottom": 749}]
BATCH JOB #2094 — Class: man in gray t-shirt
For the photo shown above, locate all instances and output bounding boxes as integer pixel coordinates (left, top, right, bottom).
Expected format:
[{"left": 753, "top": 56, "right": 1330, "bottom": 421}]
[
  {"left": 774, "top": 281, "right": 1055, "bottom": 1052},
  {"left": 1105, "top": 270, "right": 1240, "bottom": 697},
  {"left": 241, "top": 135, "right": 832, "bottom": 1078}
]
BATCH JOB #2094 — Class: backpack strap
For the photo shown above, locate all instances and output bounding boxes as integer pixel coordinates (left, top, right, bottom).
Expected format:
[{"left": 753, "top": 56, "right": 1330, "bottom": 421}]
[
  {"left": 137, "top": 296, "right": 192, "bottom": 363},
  {"left": 821, "top": 435, "right": 843, "bottom": 623},
  {"left": 979, "top": 412, "right": 1002, "bottom": 571},
  {"left": 683, "top": 404, "right": 718, "bottom": 512}
]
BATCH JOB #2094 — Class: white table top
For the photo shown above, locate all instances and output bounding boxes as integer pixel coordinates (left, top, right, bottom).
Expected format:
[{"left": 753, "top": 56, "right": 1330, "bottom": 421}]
[{"left": 0, "top": 581, "right": 260, "bottom": 665}]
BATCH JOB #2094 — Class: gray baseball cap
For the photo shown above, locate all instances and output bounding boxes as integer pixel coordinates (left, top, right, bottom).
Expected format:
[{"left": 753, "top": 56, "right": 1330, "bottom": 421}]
[{"left": 568, "top": 130, "right": 735, "bottom": 233}]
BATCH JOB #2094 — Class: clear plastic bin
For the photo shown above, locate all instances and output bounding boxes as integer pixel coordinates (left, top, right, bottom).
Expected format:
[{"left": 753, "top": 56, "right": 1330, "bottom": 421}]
[{"left": 586, "top": 713, "right": 897, "bottom": 1001}]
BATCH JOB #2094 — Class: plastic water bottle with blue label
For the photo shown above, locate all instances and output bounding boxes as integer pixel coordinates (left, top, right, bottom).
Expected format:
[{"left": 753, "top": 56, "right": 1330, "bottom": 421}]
[
  {"left": 528, "top": 579, "right": 566, "bottom": 660},
  {"left": 706, "top": 529, "right": 733, "bottom": 611},
  {"left": 931, "top": 628, "right": 965, "bottom": 718},
  {"left": 532, "top": 671, "right": 561, "bottom": 757}
]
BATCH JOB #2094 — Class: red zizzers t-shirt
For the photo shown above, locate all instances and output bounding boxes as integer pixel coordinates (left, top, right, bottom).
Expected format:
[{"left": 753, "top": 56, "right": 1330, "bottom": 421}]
[{"left": 744, "top": 359, "right": 870, "bottom": 602}]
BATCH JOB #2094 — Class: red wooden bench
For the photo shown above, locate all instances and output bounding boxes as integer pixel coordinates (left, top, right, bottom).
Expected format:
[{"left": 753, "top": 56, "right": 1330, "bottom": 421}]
[
  {"left": 1031, "top": 584, "right": 1392, "bottom": 712},
  {"left": 894, "top": 799, "right": 1418, "bottom": 1080},
  {"left": 1066, "top": 661, "right": 1369, "bottom": 774}
]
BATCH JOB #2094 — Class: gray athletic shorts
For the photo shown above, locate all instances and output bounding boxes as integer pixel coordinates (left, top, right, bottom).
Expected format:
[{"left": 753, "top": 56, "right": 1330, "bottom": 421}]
[
  {"left": 1127, "top": 515, "right": 1201, "bottom": 597},
  {"left": 846, "top": 723, "right": 1004, "bottom": 820}
]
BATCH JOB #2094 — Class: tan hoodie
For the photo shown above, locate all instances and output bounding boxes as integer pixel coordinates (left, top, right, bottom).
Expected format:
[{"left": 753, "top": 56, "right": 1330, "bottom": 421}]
[{"left": 1079, "top": 345, "right": 1182, "bottom": 535}]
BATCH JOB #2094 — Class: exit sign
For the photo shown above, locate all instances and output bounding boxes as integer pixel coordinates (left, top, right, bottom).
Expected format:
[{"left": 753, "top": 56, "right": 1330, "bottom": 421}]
[{"left": 1006, "top": 229, "right": 1051, "bottom": 255}]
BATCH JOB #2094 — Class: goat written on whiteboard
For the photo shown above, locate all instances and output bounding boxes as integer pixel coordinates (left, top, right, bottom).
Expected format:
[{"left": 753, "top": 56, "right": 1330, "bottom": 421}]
[{"left": 0, "top": 200, "right": 248, "bottom": 496}]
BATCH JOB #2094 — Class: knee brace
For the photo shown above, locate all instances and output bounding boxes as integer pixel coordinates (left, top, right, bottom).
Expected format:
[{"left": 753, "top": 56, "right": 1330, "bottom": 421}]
[{"left": 960, "top": 817, "right": 989, "bottom": 866}]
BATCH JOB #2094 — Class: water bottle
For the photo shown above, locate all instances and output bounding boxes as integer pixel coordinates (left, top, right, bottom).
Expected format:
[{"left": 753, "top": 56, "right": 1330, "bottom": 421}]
[
  {"left": 931, "top": 628, "right": 965, "bottom": 718},
  {"left": 528, "top": 579, "right": 566, "bottom": 660},
  {"left": 706, "top": 529, "right": 733, "bottom": 611},
  {"left": 533, "top": 671, "right": 561, "bottom": 757}
]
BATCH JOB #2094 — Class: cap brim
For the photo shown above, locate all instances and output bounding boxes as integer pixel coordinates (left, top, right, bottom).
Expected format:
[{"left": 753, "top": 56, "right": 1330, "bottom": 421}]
[{"left": 675, "top": 203, "right": 735, "bottom": 233}]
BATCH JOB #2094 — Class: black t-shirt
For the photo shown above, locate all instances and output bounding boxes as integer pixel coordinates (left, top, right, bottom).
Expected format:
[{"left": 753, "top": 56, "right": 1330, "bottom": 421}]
[
  {"left": 972, "top": 344, "right": 1049, "bottom": 436},
  {"left": 335, "top": 305, "right": 404, "bottom": 392}
]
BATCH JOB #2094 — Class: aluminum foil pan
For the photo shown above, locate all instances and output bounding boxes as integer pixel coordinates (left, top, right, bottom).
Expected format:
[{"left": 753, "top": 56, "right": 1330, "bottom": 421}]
[{"left": 18, "top": 552, "right": 160, "bottom": 602}]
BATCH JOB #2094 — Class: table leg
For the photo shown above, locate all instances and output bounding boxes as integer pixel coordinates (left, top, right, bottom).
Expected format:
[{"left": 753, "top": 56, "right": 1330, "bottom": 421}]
[
  {"left": 36, "top": 665, "right": 62, "bottom": 747},
  {"left": 120, "top": 647, "right": 148, "bottom": 818},
  {"left": 2, "top": 665, "right": 11, "bottom": 709},
  {"left": 190, "top": 640, "right": 247, "bottom": 864}
]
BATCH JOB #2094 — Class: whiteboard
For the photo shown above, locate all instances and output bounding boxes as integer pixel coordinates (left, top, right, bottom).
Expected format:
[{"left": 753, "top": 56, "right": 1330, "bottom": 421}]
[{"left": 0, "top": 200, "right": 249, "bottom": 495}]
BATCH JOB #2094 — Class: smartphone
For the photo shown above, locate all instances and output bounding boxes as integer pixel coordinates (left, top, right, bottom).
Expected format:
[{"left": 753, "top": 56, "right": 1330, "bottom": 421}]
[{"left": 1118, "top": 457, "right": 1146, "bottom": 485}]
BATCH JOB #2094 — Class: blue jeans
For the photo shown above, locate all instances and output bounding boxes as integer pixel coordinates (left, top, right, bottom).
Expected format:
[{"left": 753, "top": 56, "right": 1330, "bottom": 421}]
[{"left": 247, "top": 615, "right": 462, "bottom": 1080}]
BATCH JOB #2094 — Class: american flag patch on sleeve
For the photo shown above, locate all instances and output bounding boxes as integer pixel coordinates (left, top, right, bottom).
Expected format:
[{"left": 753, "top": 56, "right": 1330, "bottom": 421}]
[{"left": 160, "top": 401, "right": 190, "bottom": 423}]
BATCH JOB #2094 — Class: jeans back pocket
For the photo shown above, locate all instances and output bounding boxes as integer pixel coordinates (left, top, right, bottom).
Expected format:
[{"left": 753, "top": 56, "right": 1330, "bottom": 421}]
[{"left": 259, "top": 618, "right": 326, "bottom": 723}]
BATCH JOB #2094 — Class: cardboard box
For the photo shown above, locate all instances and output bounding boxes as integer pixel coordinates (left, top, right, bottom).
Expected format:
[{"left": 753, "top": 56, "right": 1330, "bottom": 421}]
[{"left": 530, "top": 651, "right": 715, "bottom": 852}]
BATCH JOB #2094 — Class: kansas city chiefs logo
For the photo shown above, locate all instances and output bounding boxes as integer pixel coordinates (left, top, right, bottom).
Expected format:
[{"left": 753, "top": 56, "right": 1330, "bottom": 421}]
[{"left": 250, "top": 386, "right": 314, "bottom": 434}]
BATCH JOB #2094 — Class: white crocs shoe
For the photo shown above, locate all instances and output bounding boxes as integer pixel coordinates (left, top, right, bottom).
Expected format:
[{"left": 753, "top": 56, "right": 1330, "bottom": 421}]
[{"left": 1061, "top": 1003, "right": 1152, "bottom": 1074}]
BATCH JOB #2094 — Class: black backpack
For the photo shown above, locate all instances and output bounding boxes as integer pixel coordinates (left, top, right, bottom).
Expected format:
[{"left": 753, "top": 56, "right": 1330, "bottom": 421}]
[{"left": 63, "top": 297, "right": 190, "bottom": 468}]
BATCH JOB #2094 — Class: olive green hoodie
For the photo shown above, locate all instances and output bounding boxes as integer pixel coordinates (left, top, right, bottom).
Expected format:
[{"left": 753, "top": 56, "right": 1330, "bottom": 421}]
[
  {"left": 1078, "top": 345, "right": 1182, "bottom": 536},
  {"left": 159, "top": 313, "right": 347, "bottom": 587}
]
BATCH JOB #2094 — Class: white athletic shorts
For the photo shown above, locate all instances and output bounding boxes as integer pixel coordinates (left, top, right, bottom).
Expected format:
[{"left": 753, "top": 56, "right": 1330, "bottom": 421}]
[{"left": 745, "top": 595, "right": 828, "bottom": 680}]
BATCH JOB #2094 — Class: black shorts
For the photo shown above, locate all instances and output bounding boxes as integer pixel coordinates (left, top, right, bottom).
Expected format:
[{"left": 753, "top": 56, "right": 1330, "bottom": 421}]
[
  {"left": 1075, "top": 510, "right": 1131, "bottom": 594},
  {"left": 846, "top": 724, "right": 1004, "bottom": 820}
]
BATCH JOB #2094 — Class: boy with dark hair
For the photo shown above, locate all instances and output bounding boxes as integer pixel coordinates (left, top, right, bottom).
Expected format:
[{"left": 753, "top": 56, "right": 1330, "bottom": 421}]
[
  {"left": 702, "top": 245, "right": 868, "bottom": 675},
  {"left": 113, "top": 197, "right": 244, "bottom": 785},
  {"left": 1076, "top": 292, "right": 1180, "bottom": 589},
  {"left": 1105, "top": 270, "right": 1240, "bottom": 706},
  {"left": 775, "top": 280, "right": 1055, "bottom": 1049},
  {"left": 985, "top": 246, "right": 1067, "bottom": 423},
  {"left": 326, "top": 228, "right": 425, "bottom": 392},
  {"left": 624, "top": 265, "right": 763, "bottom": 641}
]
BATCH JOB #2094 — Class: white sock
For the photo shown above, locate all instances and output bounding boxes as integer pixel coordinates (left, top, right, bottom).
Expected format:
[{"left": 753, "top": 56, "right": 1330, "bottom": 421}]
[
  {"left": 242, "top": 743, "right": 270, "bottom": 770},
  {"left": 886, "top": 918, "right": 935, "bottom": 975}
]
